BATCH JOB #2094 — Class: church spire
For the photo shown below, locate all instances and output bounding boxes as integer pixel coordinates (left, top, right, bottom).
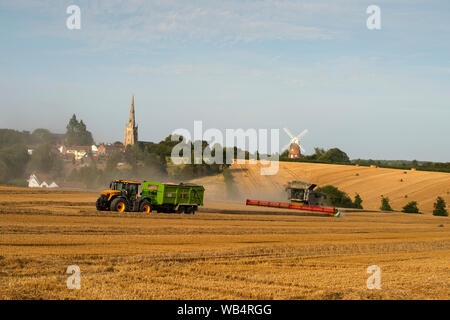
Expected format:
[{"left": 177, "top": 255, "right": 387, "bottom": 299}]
[
  {"left": 129, "top": 95, "right": 135, "bottom": 124},
  {"left": 124, "top": 95, "right": 138, "bottom": 146}
]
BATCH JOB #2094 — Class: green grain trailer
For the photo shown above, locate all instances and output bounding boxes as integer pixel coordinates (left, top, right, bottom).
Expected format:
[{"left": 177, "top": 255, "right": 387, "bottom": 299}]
[{"left": 140, "top": 181, "right": 204, "bottom": 214}]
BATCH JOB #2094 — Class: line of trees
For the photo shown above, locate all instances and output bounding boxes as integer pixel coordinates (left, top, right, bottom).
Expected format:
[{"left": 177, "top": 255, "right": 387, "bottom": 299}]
[
  {"left": 0, "top": 128, "right": 64, "bottom": 186},
  {"left": 67, "top": 135, "right": 234, "bottom": 189},
  {"left": 312, "top": 186, "right": 448, "bottom": 217},
  {"left": 0, "top": 115, "right": 95, "bottom": 186},
  {"left": 279, "top": 145, "right": 450, "bottom": 174},
  {"left": 315, "top": 185, "right": 363, "bottom": 209},
  {"left": 380, "top": 196, "right": 448, "bottom": 216},
  {"left": 280, "top": 147, "right": 351, "bottom": 164},
  {"left": 0, "top": 117, "right": 238, "bottom": 188},
  {"left": 353, "top": 159, "right": 450, "bottom": 173}
]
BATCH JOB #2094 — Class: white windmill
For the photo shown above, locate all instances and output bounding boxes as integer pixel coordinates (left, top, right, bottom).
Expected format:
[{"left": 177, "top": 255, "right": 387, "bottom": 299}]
[{"left": 283, "top": 128, "right": 308, "bottom": 159}]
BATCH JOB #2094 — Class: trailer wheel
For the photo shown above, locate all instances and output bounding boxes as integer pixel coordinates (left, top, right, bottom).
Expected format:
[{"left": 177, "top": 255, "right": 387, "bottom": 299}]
[
  {"left": 111, "top": 198, "right": 126, "bottom": 213},
  {"left": 140, "top": 201, "right": 152, "bottom": 213},
  {"left": 186, "top": 206, "right": 195, "bottom": 214},
  {"left": 177, "top": 206, "right": 185, "bottom": 214}
]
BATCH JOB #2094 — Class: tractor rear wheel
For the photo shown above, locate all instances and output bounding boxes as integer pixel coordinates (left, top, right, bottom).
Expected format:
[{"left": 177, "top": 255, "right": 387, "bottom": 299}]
[
  {"left": 140, "top": 201, "right": 152, "bottom": 213},
  {"left": 111, "top": 198, "right": 127, "bottom": 213}
]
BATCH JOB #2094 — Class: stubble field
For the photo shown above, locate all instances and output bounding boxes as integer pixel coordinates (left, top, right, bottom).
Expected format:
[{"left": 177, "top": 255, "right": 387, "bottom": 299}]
[{"left": 0, "top": 185, "right": 449, "bottom": 300}]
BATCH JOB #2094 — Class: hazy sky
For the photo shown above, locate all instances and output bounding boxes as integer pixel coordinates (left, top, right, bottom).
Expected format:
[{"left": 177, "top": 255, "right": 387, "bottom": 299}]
[{"left": 0, "top": 0, "right": 449, "bottom": 161}]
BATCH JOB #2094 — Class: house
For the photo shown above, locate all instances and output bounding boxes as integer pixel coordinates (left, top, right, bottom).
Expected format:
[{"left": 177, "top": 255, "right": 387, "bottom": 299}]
[
  {"left": 97, "top": 143, "right": 125, "bottom": 156},
  {"left": 57, "top": 145, "right": 67, "bottom": 154},
  {"left": 65, "top": 146, "right": 90, "bottom": 160},
  {"left": 97, "top": 143, "right": 106, "bottom": 155},
  {"left": 27, "top": 173, "right": 59, "bottom": 188},
  {"left": 91, "top": 144, "right": 99, "bottom": 154},
  {"left": 58, "top": 145, "right": 92, "bottom": 160}
]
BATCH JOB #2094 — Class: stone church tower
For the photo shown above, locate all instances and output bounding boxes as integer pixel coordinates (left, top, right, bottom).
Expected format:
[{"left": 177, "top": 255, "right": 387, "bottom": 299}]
[{"left": 124, "top": 95, "right": 138, "bottom": 146}]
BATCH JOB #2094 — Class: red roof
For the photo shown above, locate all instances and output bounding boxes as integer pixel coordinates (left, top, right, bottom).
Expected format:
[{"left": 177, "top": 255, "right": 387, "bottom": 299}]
[
  {"left": 34, "top": 173, "right": 56, "bottom": 183},
  {"left": 66, "top": 146, "right": 90, "bottom": 152}
]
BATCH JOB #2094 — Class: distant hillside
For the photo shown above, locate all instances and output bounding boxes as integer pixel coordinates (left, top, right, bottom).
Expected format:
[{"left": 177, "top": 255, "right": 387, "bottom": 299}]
[{"left": 192, "top": 161, "right": 450, "bottom": 215}]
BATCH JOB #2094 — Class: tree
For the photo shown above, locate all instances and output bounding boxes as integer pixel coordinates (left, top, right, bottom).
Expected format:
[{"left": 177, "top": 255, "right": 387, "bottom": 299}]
[
  {"left": 105, "top": 151, "right": 122, "bottom": 172},
  {"left": 124, "top": 145, "right": 137, "bottom": 171},
  {"left": 280, "top": 149, "right": 289, "bottom": 159},
  {"left": 354, "top": 193, "right": 363, "bottom": 209},
  {"left": 31, "top": 128, "right": 54, "bottom": 144},
  {"left": 402, "top": 201, "right": 420, "bottom": 214},
  {"left": 223, "top": 167, "right": 238, "bottom": 200},
  {"left": 380, "top": 196, "right": 393, "bottom": 211},
  {"left": 314, "top": 147, "right": 326, "bottom": 158},
  {"left": 0, "top": 160, "right": 8, "bottom": 183},
  {"left": 65, "top": 114, "right": 94, "bottom": 146},
  {"left": 318, "top": 148, "right": 350, "bottom": 163},
  {"left": 69, "top": 162, "right": 105, "bottom": 189},
  {"left": 316, "top": 185, "right": 354, "bottom": 208},
  {"left": 433, "top": 197, "right": 448, "bottom": 217},
  {"left": 0, "top": 129, "right": 31, "bottom": 147},
  {"left": 28, "top": 143, "right": 63, "bottom": 176},
  {"left": 0, "top": 144, "right": 30, "bottom": 183}
]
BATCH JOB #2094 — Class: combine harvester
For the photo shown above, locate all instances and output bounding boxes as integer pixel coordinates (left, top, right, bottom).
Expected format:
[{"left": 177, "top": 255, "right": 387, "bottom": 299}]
[{"left": 246, "top": 181, "right": 341, "bottom": 217}]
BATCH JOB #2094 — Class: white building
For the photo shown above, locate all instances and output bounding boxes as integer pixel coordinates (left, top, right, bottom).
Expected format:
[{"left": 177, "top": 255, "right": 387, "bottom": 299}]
[
  {"left": 27, "top": 173, "right": 59, "bottom": 188},
  {"left": 65, "top": 146, "right": 90, "bottom": 160}
]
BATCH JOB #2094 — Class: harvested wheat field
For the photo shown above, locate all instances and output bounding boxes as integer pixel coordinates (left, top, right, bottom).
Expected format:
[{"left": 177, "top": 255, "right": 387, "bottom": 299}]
[
  {"left": 0, "top": 183, "right": 449, "bottom": 300},
  {"left": 193, "top": 161, "right": 450, "bottom": 215}
]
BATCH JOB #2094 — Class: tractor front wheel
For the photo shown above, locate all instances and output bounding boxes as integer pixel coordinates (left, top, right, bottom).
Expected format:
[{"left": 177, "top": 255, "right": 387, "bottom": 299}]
[
  {"left": 96, "top": 197, "right": 107, "bottom": 211},
  {"left": 111, "top": 198, "right": 127, "bottom": 213}
]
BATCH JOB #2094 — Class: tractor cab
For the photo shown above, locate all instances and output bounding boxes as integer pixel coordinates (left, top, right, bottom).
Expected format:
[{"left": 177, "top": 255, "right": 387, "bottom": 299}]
[{"left": 109, "top": 180, "right": 140, "bottom": 199}]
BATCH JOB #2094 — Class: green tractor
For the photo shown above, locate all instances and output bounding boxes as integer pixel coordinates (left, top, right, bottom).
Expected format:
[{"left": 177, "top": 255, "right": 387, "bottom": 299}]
[{"left": 95, "top": 179, "right": 205, "bottom": 214}]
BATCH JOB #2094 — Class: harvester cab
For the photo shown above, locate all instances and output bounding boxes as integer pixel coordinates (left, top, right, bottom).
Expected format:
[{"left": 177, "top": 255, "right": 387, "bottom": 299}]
[
  {"left": 96, "top": 180, "right": 141, "bottom": 213},
  {"left": 285, "top": 181, "right": 328, "bottom": 206}
]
